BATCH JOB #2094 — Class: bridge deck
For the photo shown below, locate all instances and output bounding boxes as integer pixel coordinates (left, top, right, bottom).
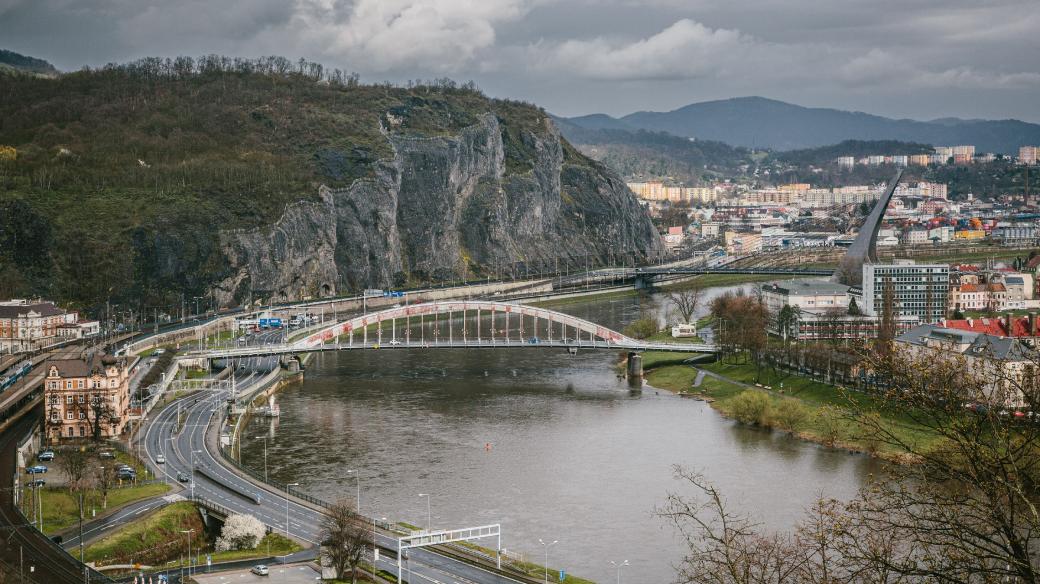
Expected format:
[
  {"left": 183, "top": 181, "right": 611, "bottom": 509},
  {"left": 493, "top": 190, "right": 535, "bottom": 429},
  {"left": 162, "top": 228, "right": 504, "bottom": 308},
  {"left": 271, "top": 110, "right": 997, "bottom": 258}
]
[{"left": 186, "top": 338, "right": 716, "bottom": 360}]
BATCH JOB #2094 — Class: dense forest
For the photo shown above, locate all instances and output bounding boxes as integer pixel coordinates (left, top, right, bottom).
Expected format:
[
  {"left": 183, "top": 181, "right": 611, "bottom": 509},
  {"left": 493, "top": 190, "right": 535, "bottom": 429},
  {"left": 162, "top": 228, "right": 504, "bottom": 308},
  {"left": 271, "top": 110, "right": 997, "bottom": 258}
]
[{"left": 0, "top": 55, "right": 614, "bottom": 314}]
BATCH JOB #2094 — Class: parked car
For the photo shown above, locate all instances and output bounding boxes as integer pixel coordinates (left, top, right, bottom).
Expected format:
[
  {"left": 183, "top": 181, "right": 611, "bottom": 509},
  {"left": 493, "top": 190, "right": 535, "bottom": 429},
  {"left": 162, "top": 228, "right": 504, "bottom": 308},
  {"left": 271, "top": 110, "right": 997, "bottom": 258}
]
[
  {"left": 177, "top": 472, "right": 190, "bottom": 482},
  {"left": 98, "top": 450, "right": 115, "bottom": 459},
  {"left": 28, "top": 479, "right": 46, "bottom": 487},
  {"left": 250, "top": 565, "right": 269, "bottom": 576},
  {"left": 37, "top": 450, "right": 54, "bottom": 462},
  {"left": 155, "top": 454, "right": 166, "bottom": 464},
  {"left": 527, "top": 337, "right": 541, "bottom": 344},
  {"left": 26, "top": 465, "right": 47, "bottom": 475},
  {"left": 389, "top": 339, "right": 402, "bottom": 346}
]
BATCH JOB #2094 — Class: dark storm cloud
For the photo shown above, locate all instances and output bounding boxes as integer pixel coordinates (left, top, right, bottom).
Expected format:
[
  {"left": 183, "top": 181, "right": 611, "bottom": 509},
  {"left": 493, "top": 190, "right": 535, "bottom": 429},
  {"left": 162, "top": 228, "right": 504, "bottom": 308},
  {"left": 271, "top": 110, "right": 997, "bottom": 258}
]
[{"left": 1, "top": 0, "right": 1037, "bottom": 121}]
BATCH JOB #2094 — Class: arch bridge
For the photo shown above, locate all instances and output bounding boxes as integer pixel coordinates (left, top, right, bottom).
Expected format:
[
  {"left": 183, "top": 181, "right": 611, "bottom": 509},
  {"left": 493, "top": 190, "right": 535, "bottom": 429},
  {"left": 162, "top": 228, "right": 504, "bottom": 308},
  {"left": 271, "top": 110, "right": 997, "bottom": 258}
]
[{"left": 182, "top": 301, "right": 716, "bottom": 360}]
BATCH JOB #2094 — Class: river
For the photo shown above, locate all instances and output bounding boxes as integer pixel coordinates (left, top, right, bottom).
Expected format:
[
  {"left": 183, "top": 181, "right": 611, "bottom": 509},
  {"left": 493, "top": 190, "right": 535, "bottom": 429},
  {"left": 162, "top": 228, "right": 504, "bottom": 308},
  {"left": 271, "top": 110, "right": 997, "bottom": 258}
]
[{"left": 240, "top": 283, "right": 881, "bottom": 583}]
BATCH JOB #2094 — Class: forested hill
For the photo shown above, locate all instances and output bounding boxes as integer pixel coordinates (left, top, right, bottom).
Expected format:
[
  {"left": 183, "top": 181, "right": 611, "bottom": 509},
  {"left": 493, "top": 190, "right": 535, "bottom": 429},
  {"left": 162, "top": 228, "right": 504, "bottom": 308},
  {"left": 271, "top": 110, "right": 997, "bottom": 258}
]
[
  {"left": 0, "top": 49, "right": 58, "bottom": 76},
  {"left": 554, "top": 117, "right": 752, "bottom": 184},
  {"left": 768, "top": 140, "right": 935, "bottom": 166},
  {"left": 0, "top": 56, "right": 661, "bottom": 314}
]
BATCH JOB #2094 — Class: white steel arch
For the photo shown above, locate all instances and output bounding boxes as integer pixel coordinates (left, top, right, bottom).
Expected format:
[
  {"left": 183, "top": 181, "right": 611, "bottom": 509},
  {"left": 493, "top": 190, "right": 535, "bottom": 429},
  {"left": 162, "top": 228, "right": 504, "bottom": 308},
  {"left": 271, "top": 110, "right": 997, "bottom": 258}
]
[{"left": 294, "top": 301, "right": 629, "bottom": 349}]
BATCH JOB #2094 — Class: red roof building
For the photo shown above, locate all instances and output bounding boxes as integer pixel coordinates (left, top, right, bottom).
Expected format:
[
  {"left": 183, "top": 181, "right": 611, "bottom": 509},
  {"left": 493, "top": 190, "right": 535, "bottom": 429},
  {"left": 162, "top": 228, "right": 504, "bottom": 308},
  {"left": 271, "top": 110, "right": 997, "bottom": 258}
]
[{"left": 940, "top": 315, "right": 1040, "bottom": 339}]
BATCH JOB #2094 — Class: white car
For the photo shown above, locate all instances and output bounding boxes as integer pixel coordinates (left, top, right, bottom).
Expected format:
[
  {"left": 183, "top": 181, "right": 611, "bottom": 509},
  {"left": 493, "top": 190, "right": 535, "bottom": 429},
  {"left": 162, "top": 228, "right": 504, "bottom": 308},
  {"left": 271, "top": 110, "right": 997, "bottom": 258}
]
[
  {"left": 155, "top": 455, "right": 165, "bottom": 464},
  {"left": 250, "top": 565, "right": 269, "bottom": 576},
  {"left": 389, "top": 339, "right": 402, "bottom": 346}
]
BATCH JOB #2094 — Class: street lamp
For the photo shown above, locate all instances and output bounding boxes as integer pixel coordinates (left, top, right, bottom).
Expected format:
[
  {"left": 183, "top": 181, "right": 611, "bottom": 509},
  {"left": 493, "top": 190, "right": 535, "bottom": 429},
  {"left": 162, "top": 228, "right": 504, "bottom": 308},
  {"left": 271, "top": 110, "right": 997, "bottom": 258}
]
[
  {"left": 417, "top": 493, "right": 431, "bottom": 532},
  {"left": 610, "top": 560, "right": 630, "bottom": 584},
  {"left": 538, "top": 539, "right": 558, "bottom": 584},
  {"left": 347, "top": 469, "right": 360, "bottom": 515},
  {"left": 254, "top": 436, "right": 269, "bottom": 482},
  {"left": 179, "top": 529, "right": 195, "bottom": 576},
  {"left": 286, "top": 482, "right": 300, "bottom": 539}
]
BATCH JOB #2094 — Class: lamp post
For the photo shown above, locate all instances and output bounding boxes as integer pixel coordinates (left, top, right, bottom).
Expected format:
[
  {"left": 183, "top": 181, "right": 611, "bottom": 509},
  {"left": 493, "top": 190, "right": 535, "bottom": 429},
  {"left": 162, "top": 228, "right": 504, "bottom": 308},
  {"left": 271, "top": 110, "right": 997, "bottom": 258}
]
[
  {"left": 180, "top": 529, "right": 195, "bottom": 577},
  {"left": 538, "top": 539, "right": 558, "bottom": 584},
  {"left": 286, "top": 482, "right": 299, "bottom": 538},
  {"left": 190, "top": 449, "right": 202, "bottom": 500},
  {"left": 254, "top": 436, "right": 269, "bottom": 482},
  {"left": 610, "top": 560, "right": 629, "bottom": 584},
  {"left": 347, "top": 469, "right": 360, "bottom": 515},
  {"left": 417, "top": 493, "right": 431, "bottom": 532}
]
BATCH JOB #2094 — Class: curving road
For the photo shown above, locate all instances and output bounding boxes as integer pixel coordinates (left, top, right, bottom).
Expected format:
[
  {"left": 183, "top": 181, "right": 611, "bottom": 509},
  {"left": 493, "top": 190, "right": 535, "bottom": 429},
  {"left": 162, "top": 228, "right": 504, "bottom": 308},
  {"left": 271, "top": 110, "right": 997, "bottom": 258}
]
[{"left": 142, "top": 332, "right": 525, "bottom": 584}]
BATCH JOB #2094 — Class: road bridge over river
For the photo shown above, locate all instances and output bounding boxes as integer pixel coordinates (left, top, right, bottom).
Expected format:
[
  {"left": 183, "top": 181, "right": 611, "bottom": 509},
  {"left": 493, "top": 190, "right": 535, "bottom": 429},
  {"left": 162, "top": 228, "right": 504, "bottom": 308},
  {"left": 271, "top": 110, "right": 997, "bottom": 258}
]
[{"left": 181, "top": 300, "right": 717, "bottom": 361}]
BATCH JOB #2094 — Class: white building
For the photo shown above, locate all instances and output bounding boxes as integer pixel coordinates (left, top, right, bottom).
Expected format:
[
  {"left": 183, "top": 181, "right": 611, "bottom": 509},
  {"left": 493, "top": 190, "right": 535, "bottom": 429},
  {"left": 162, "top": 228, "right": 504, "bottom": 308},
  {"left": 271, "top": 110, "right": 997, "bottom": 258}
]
[
  {"left": 761, "top": 280, "right": 852, "bottom": 316},
  {"left": 862, "top": 261, "right": 951, "bottom": 323},
  {"left": 0, "top": 300, "right": 94, "bottom": 354}
]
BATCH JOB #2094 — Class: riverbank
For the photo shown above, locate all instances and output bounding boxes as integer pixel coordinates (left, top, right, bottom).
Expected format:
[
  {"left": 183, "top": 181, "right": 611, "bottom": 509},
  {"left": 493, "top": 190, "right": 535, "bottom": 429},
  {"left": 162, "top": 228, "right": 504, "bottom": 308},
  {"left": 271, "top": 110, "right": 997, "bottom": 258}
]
[{"left": 644, "top": 358, "right": 934, "bottom": 463}]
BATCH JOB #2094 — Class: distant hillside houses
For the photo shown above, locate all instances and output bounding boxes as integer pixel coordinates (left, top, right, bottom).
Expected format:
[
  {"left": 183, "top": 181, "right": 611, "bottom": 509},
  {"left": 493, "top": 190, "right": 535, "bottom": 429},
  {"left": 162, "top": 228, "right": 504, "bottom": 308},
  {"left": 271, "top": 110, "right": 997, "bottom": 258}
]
[{"left": 836, "top": 145, "right": 1000, "bottom": 168}]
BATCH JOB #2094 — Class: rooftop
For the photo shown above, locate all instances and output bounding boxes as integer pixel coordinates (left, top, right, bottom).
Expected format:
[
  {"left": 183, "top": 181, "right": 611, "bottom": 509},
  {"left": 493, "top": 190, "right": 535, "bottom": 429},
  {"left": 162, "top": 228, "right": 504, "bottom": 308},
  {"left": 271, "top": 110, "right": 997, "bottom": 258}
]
[{"left": 762, "top": 279, "right": 850, "bottom": 297}]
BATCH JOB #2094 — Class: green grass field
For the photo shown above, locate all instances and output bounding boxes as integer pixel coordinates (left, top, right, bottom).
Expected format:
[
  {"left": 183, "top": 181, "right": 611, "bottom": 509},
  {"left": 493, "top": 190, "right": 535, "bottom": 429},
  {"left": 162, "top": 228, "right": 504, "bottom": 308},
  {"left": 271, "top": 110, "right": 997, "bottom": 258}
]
[
  {"left": 34, "top": 482, "right": 169, "bottom": 535},
  {"left": 84, "top": 501, "right": 201, "bottom": 566}
]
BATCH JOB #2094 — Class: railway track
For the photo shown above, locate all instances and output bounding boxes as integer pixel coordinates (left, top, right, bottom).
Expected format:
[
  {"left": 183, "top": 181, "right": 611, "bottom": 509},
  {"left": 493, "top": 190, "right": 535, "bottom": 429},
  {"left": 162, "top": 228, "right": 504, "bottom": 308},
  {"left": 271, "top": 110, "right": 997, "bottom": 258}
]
[{"left": 0, "top": 406, "right": 110, "bottom": 583}]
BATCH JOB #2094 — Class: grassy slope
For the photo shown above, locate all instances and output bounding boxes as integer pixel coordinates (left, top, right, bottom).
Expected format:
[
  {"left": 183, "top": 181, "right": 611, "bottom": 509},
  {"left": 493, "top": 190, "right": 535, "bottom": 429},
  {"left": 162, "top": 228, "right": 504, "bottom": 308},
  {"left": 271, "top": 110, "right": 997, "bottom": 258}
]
[
  {"left": 646, "top": 358, "right": 939, "bottom": 459},
  {"left": 37, "top": 482, "right": 170, "bottom": 535},
  {"left": 84, "top": 501, "right": 202, "bottom": 565}
]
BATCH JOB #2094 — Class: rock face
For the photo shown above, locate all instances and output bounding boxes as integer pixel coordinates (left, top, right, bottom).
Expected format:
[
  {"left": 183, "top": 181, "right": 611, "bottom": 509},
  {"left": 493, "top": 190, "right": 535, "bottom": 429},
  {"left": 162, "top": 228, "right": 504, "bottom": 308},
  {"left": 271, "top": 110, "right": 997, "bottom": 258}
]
[{"left": 214, "top": 113, "right": 661, "bottom": 306}]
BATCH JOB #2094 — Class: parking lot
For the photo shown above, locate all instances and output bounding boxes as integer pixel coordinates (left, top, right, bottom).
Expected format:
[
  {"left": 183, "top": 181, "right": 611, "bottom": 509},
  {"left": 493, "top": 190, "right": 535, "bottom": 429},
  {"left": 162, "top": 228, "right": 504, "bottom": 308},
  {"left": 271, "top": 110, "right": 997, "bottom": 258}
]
[{"left": 192, "top": 563, "right": 320, "bottom": 584}]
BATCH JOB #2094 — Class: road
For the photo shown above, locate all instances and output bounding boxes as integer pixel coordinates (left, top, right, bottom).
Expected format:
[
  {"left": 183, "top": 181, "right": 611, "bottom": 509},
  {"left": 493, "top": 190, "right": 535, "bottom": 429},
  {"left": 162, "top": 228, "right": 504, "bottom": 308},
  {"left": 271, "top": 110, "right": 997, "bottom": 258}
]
[{"left": 142, "top": 331, "right": 525, "bottom": 584}]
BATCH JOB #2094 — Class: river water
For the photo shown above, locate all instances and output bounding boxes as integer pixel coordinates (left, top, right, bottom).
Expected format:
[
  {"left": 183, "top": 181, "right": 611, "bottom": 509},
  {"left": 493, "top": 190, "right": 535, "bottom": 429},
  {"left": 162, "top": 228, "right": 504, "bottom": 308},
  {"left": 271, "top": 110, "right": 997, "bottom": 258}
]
[{"left": 241, "top": 283, "right": 881, "bottom": 583}]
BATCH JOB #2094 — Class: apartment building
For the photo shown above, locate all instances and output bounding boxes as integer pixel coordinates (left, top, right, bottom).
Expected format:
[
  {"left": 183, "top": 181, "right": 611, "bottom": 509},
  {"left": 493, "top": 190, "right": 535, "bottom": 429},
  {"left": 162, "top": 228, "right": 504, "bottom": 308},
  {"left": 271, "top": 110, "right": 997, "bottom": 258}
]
[
  {"left": 1020, "top": 146, "right": 1038, "bottom": 165},
  {"left": 761, "top": 280, "right": 851, "bottom": 316},
  {"left": 862, "top": 260, "right": 950, "bottom": 323},
  {"left": 0, "top": 299, "right": 97, "bottom": 354},
  {"left": 44, "top": 353, "right": 131, "bottom": 441}
]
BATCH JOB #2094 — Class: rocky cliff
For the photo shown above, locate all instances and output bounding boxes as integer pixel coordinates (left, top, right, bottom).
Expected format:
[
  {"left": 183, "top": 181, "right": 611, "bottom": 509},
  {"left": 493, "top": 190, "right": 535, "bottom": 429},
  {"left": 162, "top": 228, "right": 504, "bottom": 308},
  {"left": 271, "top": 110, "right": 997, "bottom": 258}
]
[{"left": 214, "top": 113, "right": 660, "bottom": 305}]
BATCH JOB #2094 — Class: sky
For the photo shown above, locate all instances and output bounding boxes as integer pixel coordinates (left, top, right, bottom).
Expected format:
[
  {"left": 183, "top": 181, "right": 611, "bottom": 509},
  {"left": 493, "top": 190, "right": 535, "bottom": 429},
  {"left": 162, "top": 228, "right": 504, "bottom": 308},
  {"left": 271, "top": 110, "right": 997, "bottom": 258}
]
[{"left": 2, "top": 0, "right": 1039, "bottom": 122}]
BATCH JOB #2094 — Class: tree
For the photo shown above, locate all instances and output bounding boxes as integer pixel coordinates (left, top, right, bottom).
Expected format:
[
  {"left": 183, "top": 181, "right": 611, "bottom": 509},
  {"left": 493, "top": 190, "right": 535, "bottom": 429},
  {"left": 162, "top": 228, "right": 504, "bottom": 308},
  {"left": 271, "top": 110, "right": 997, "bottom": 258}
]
[
  {"left": 77, "top": 393, "right": 116, "bottom": 442},
  {"left": 320, "top": 501, "right": 370, "bottom": 584},
  {"left": 776, "top": 305, "right": 797, "bottom": 350},
  {"left": 95, "top": 464, "right": 118, "bottom": 509},
  {"left": 56, "top": 447, "right": 93, "bottom": 492},
  {"left": 216, "top": 514, "right": 266, "bottom": 551},
  {"left": 847, "top": 297, "right": 860, "bottom": 316},
  {"left": 669, "top": 283, "right": 703, "bottom": 324}
]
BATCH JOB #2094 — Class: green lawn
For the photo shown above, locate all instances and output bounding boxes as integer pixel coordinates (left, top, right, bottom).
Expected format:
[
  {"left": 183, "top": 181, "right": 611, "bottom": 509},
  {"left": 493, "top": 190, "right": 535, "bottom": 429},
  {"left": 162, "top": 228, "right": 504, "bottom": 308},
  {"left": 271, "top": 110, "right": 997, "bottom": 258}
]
[
  {"left": 36, "top": 482, "right": 170, "bottom": 535},
  {"left": 207, "top": 533, "right": 301, "bottom": 563},
  {"left": 647, "top": 358, "right": 940, "bottom": 459}
]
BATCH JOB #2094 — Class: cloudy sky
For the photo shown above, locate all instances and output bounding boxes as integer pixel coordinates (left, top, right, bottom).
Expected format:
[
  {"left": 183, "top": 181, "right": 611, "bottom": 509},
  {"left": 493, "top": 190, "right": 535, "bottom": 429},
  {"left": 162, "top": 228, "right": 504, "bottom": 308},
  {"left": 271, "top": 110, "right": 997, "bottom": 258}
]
[{"left": 2, "top": 0, "right": 1038, "bottom": 121}]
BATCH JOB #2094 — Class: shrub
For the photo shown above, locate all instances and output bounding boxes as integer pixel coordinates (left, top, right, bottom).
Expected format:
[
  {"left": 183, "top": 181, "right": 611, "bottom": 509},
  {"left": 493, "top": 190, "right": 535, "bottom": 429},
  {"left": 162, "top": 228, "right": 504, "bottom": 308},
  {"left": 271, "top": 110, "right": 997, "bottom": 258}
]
[
  {"left": 728, "top": 390, "right": 772, "bottom": 426},
  {"left": 816, "top": 405, "right": 845, "bottom": 446},
  {"left": 623, "top": 317, "right": 658, "bottom": 340},
  {"left": 773, "top": 398, "right": 809, "bottom": 432},
  {"left": 216, "top": 513, "right": 266, "bottom": 551}
]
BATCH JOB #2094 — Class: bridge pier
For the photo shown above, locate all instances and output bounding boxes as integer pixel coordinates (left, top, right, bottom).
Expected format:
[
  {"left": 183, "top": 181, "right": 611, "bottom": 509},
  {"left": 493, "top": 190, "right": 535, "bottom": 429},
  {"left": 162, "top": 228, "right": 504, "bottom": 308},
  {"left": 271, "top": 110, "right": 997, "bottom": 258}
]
[
  {"left": 626, "top": 352, "right": 643, "bottom": 388},
  {"left": 634, "top": 275, "right": 654, "bottom": 290}
]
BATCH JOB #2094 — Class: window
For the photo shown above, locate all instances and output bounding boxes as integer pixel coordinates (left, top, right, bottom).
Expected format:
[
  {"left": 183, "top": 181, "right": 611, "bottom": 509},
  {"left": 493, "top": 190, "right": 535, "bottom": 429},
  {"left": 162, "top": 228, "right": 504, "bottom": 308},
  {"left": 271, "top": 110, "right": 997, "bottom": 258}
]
[
  {"left": 66, "top": 396, "right": 73, "bottom": 405},
  {"left": 77, "top": 379, "right": 85, "bottom": 389},
  {"left": 67, "top": 427, "right": 74, "bottom": 437},
  {"left": 66, "top": 412, "right": 74, "bottom": 420},
  {"left": 65, "top": 380, "right": 73, "bottom": 389},
  {"left": 79, "top": 426, "right": 85, "bottom": 437},
  {"left": 78, "top": 412, "right": 85, "bottom": 420},
  {"left": 77, "top": 395, "right": 85, "bottom": 404}
]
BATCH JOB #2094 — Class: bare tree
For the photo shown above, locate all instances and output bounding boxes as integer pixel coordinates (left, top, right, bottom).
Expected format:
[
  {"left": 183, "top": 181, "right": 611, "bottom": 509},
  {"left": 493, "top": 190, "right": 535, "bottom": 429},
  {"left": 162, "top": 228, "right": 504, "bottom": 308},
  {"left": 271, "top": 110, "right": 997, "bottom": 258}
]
[
  {"left": 75, "top": 393, "right": 116, "bottom": 442},
  {"left": 320, "top": 501, "right": 371, "bottom": 584},
  {"left": 56, "top": 447, "right": 93, "bottom": 491},
  {"left": 669, "top": 283, "right": 704, "bottom": 324},
  {"left": 95, "top": 464, "right": 118, "bottom": 509}
]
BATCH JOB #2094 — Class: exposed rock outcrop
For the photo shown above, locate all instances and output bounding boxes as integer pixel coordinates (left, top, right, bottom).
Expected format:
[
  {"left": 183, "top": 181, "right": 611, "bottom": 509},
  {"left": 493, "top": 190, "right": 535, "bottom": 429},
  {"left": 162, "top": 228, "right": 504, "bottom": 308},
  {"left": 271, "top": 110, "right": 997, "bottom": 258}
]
[{"left": 215, "top": 113, "right": 661, "bottom": 306}]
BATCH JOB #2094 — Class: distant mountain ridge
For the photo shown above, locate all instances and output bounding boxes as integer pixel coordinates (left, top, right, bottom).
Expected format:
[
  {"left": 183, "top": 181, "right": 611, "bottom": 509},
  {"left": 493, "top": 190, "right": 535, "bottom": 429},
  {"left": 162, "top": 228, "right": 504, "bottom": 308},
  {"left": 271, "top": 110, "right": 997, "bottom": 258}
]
[{"left": 562, "top": 97, "right": 1040, "bottom": 154}]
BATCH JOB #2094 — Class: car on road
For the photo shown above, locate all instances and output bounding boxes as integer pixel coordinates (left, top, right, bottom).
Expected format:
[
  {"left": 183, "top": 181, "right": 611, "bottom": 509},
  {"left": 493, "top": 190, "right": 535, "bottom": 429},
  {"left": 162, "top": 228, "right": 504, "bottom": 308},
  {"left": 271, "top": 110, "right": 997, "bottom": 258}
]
[
  {"left": 250, "top": 565, "right": 269, "bottom": 576},
  {"left": 37, "top": 450, "right": 54, "bottom": 461},
  {"left": 177, "top": 472, "right": 190, "bottom": 482},
  {"left": 389, "top": 339, "right": 402, "bottom": 346},
  {"left": 527, "top": 337, "right": 541, "bottom": 344},
  {"left": 28, "top": 479, "right": 45, "bottom": 487},
  {"left": 99, "top": 450, "right": 115, "bottom": 459},
  {"left": 155, "top": 454, "right": 166, "bottom": 464},
  {"left": 26, "top": 465, "right": 47, "bottom": 474}
]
